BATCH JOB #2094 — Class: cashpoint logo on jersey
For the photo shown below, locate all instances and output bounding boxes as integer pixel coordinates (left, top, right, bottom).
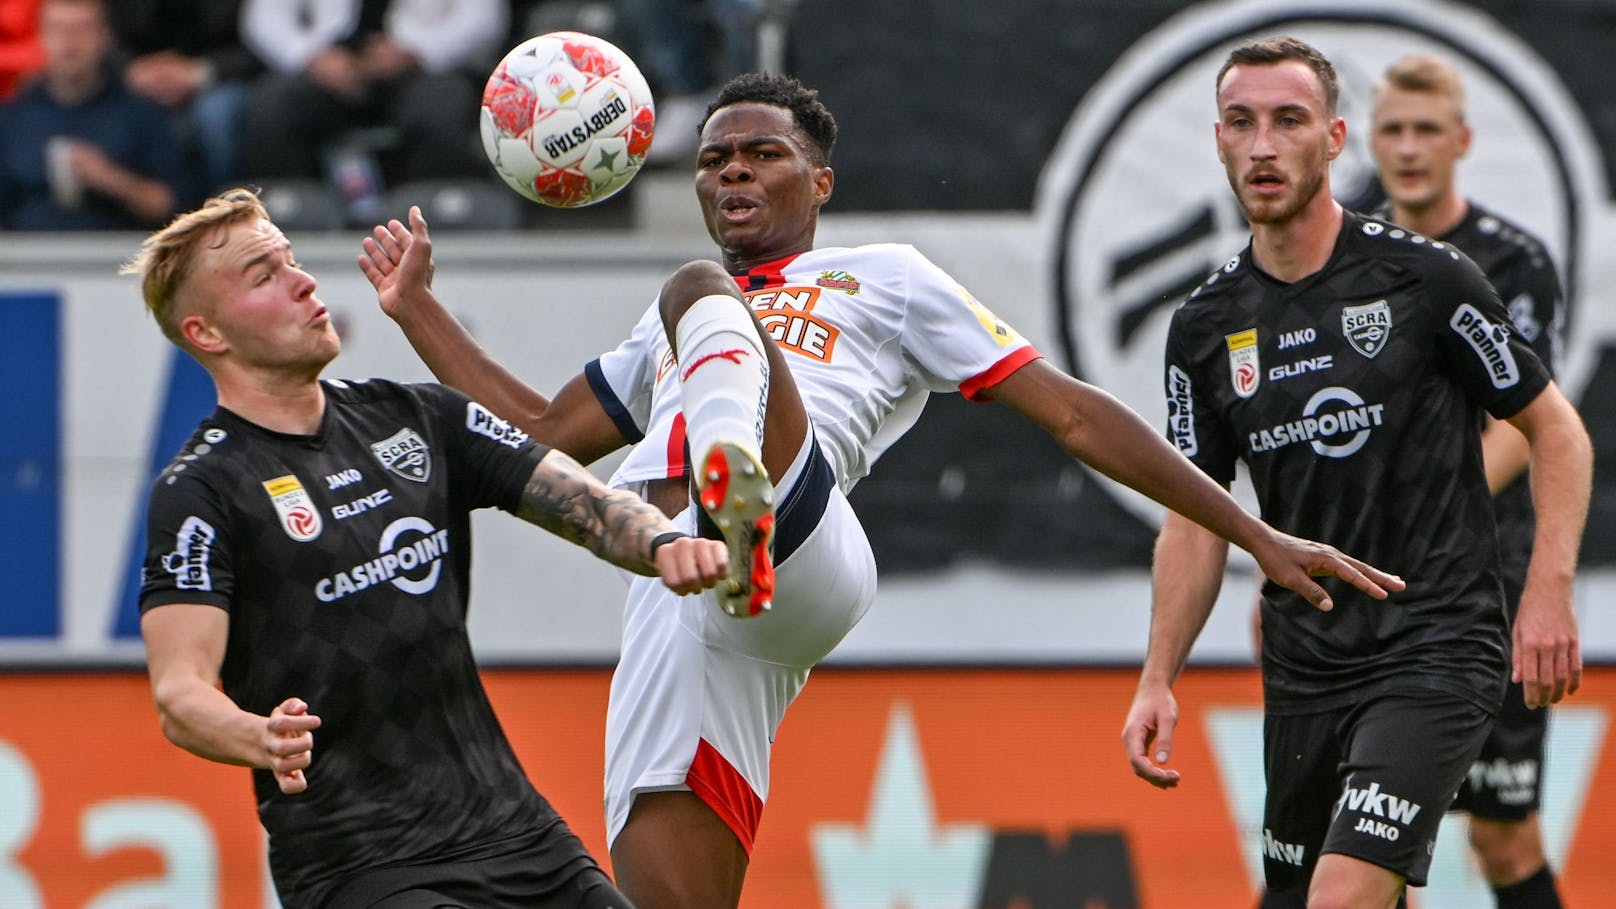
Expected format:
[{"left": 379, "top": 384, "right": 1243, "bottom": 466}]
[
  {"left": 262, "top": 474, "right": 323, "bottom": 542},
  {"left": 1041, "top": 0, "right": 1599, "bottom": 526}
]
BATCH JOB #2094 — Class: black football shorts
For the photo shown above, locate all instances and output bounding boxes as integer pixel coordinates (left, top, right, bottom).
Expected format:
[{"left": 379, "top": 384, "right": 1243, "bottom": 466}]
[
  {"left": 1451, "top": 677, "right": 1549, "bottom": 821},
  {"left": 1261, "top": 689, "right": 1492, "bottom": 896}
]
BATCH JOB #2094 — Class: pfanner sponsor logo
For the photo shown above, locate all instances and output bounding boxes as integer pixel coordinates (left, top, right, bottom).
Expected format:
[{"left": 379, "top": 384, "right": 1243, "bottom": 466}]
[
  {"left": 1167, "top": 365, "right": 1198, "bottom": 456},
  {"left": 315, "top": 516, "right": 449, "bottom": 603},
  {"left": 466, "top": 402, "right": 530, "bottom": 448},
  {"left": 1451, "top": 303, "right": 1522, "bottom": 388},
  {"left": 160, "top": 516, "right": 215, "bottom": 591},
  {"left": 1249, "top": 386, "right": 1386, "bottom": 458}
]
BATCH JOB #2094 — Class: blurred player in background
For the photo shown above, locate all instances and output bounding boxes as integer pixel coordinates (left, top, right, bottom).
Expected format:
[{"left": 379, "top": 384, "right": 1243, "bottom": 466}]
[
  {"left": 367, "top": 72, "right": 1401, "bottom": 909},
  {"left": 129, "top": 188, "right": 730, "bottom": 908},
  {"left": 1371, "top": 54, "right": 1569, "bottom": 909},
  {"left": 1122, "top": 37, "right": 1590, "bottom": 909}
]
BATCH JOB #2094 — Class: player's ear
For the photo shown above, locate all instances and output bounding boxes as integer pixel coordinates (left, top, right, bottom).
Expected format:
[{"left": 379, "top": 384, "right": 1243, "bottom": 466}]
[
  {"left": 1326, "top": 116, "right": 1347, "bottom": 161},
  {"left": 813, "top": 165, "right": 834, "bottom": 207},
  {"left": 180, "top": 312, "right": 226, "bottom": 355},
  {"left": 1214, "top": 122, "right": 1227, "bottom": 164},
  {"left": 1458, "top": 122, "right": 1473, "bottom": 158}
]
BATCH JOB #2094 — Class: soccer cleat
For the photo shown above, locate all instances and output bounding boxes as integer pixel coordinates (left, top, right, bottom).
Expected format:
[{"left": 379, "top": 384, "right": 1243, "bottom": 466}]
[{"left": 696, "top": 441, "right": 776, "bottom": 617}]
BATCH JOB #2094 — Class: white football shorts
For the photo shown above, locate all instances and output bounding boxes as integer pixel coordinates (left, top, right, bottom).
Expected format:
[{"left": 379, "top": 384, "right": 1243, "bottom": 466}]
[{"left": 603, "top": 432, "right": 876, "bottom": 852}]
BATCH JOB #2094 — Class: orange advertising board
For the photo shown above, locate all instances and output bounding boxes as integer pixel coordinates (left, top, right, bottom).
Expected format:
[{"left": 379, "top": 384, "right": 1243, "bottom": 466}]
[{"left": 3, "top": 668, "right": 1612, "bottom": 907}]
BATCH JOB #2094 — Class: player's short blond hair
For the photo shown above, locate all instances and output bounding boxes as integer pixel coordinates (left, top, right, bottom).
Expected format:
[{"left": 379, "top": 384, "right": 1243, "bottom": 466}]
[
  {"left": 1375, "top": 55, "right": 1467, "bottom": 123},
  {"left": 122, "top": 188, "right": 268, "bottom": 347}
]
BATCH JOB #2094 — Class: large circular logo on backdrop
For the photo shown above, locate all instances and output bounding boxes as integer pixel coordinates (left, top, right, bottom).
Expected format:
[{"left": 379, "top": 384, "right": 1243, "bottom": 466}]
[{"left": 1039, "top": 0, "right": 1606, "bottom": 525}]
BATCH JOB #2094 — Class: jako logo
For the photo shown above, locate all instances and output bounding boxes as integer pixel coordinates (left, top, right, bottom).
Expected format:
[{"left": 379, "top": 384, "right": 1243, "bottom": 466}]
[{"left": 1040, "top": 0, "right": 1602, "bottom": 525}]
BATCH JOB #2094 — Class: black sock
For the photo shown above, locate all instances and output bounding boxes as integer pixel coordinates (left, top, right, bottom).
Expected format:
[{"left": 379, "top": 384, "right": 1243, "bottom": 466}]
[{"left": 1493, "top": 865, "right": 1564, "bottom": 909}]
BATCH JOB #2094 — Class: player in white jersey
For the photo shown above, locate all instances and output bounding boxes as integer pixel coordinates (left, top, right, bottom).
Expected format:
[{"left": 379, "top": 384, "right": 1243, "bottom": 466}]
[{"left": 363, "top": 73, "right": 1402, "bottom": 909}]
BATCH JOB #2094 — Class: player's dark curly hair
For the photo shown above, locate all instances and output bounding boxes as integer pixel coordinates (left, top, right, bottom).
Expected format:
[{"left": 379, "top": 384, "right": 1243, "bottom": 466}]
[
  {"left": 1217, "top": 36, "right": 1340, "bottom": 116},
  {"left": 700, "top": 73, "right": 838, "bottom": 166}
]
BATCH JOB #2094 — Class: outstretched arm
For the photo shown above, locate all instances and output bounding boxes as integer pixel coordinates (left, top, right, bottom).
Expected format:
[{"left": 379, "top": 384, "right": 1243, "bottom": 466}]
[
  {"left": 1505, "top": 383, "right": 1592, "bottom": 707},
  {"left": 517, "top": 448, "right": 730, "bottom": 592},
  {"left": 359, "top": 206, "right": 626, "bottom": 463},
  {"left": 141, "top": 604, "right": 321, "bottom": 794},
  {"left": 986, "top": 359, "right": 1403, "bottom": 607},
  {"left": 1122, "top": 511, "right": 1230, "bottom": 788}
]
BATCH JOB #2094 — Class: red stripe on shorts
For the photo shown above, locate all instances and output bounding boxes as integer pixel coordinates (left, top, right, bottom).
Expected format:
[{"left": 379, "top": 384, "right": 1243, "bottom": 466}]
[
  {"left": 666, "top": 412, "right": 688, "bottom": 478},
  {"left": 686, "top": 737, "right": 763, "bottom": 854}
]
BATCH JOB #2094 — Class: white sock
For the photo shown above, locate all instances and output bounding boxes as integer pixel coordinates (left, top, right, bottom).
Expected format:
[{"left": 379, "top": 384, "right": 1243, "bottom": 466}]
[{"left": 675, "top": 294, "right": 770, "bottom": 462}]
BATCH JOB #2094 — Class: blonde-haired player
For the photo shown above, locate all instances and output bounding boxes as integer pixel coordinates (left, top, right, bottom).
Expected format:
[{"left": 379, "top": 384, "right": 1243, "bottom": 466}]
[{"left": 1372, "top": 53, "right": 1570, "bottom": 909}]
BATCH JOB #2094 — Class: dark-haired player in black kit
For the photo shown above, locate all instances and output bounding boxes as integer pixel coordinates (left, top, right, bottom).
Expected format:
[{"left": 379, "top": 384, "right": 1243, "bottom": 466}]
[
  {"left": 1122, "top": 38, "right": 1592, "bottom": 909},
  {"left": 126, "top": 188, "right": 733, "bottom": 909},
  {"left": 1370, "top": 54, "right": 1569, "bottom": 909}
]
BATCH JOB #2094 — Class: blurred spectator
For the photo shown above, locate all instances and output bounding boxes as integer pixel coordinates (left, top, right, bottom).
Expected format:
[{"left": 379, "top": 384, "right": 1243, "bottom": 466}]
[
  {"left": 617, "top": 0, "right": 761, "bottom": 166},
  {"left": 238, "top": 0, "right": 508, "bottom": 199},
  {"left": 0, "top": 0, "right": 44, "bottom": 100},
  {"left": 0, "top": 0, "right": 187, "bottom": 230},
  {"left": 109, "top": 0, "right": 260, "bottom": 195}
]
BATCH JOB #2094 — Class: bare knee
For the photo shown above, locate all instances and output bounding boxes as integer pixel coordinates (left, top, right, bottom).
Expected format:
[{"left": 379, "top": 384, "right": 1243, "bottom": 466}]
[
  {"left": 1468, "top": 814, "right": 1547, "bottom": 885},
  {"left": 660, "top": 260, "right": 742, "bottom": 337},
  {"left": 1307, "top": 854, "right": 1404, "bottom": 909}
]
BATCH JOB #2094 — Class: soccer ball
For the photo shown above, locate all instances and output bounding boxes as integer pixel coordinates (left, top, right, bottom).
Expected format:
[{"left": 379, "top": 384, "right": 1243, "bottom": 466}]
[{"left": 479, "top": 32, "right": 656, "bottom": 208}]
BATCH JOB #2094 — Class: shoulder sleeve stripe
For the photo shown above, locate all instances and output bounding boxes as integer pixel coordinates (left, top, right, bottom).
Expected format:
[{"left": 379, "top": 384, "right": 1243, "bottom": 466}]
[
  {"left": 584, "top": 359, "right": 644, "bottom": 443},
  {"left": 959, "top": 346, "right": 1043, "bottom": 401}
]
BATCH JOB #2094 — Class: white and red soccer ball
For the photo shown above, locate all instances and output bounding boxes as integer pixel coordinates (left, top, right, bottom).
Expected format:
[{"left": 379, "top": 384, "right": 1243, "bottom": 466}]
[{"left": 480, "top": 31, "right": 656, "bottom": 208}]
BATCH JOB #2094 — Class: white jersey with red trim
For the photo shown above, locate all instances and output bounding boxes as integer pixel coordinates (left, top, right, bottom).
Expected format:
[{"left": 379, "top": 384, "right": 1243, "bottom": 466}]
[{"left": 587, "top": 243, "right": 1040, "bottom": 492}]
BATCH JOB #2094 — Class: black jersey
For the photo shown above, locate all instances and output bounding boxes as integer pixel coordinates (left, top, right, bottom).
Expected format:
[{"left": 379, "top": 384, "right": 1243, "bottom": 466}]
[
  {"left": 1164, "top": 209, "right": 1551, "bottom": 715},
  {"left": 1407, "top": 202, "right": 1563, "bottom": 604},
  {"left": 140, "top": 379, "right": 581, "bottom": 908}
]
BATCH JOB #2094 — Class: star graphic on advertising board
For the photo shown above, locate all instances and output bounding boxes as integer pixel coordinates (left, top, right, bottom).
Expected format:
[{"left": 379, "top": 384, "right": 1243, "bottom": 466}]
[{"left": 811, "top": 703, "right": 991, "bottom": 909}]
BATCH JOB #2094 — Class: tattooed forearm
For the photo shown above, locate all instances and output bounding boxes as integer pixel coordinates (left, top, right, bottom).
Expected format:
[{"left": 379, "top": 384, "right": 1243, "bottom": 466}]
[{"left": 515, "top": 449, "right": 674, "bottom": 574}]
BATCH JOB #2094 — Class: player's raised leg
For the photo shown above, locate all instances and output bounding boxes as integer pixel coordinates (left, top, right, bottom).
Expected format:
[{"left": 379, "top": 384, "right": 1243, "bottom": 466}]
[
  {"left": 658, "top": 259, "right": 809, "bottom": 617},
  {"left": 607, "top": 259, "right": 812, "bottom": 909}
]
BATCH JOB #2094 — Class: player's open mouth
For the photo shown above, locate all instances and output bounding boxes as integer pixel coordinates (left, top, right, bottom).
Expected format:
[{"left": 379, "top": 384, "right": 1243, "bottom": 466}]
[
  {"left": 718, "top": 196, "right": 760, "bottom": 221},
  {"left": 309, "top": 306, "right": 329, "bottom": 327},
  {"left": 1248, "top": 173, "right": 1286, "bottom": 193}
]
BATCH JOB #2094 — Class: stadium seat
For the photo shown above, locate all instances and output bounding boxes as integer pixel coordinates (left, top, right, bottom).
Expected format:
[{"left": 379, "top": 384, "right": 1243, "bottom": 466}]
[
  {"left": 252, "top": 179, "right": 346, "bottom": 232},
  {"left": 381, "top": 179, "right": 525, "bottom": 231}
]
